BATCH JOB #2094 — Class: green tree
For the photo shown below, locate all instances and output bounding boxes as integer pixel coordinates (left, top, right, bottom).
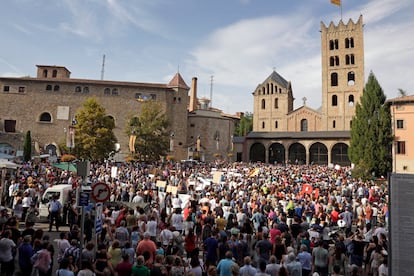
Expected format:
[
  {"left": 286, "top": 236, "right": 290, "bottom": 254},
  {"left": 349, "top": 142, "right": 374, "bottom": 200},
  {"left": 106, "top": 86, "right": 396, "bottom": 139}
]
[
  {"left": 126, "top": 100, "right": 169, "bottom": 162},
  {"left": 398, "top": 88, "right": 407, "bottom": 97},
  {"left": 23, "top": 130, "right": 32, "bottom": 162},
  {"left": 349, "top": 72, "right": 393, "bottom": 179},
  {"left": 73, "top": 98, "right": 117, "bottom": 161},
  {"left": 234, "top": 112, "right": 253, "bottom": 136}
]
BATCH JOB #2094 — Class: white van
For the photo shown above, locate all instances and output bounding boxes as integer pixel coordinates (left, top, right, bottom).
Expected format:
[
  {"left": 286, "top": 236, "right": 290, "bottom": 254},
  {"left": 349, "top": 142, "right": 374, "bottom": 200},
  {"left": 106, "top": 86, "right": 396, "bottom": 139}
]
[{"left": 39, "top": 184, "right": 74, "bottom": 220}]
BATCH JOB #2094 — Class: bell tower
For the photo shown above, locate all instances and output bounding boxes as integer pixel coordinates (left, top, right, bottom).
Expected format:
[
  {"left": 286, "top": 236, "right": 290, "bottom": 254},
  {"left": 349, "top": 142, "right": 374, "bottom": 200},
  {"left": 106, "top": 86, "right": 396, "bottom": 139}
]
[{"left": 321, "top": 15, "right": 364, "bottom": 131}]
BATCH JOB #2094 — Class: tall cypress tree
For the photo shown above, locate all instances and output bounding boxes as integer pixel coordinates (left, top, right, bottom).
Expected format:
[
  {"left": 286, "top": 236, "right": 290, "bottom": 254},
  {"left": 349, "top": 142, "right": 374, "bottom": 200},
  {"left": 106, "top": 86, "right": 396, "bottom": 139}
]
[
  {"left": 349, "top": 72, "right": 393, "bottom": 178},
  {"left": 23, "top": 130, "right": 32, "bottom": 162}
]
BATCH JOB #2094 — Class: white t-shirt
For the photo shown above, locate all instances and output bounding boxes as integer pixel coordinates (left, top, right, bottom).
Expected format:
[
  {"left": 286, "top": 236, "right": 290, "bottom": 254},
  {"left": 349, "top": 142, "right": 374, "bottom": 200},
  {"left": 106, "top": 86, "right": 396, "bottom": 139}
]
[
  {"left": 171, "top": 213, "right": 184, "bottom": 231},
  {"left": 146, "top": 220, "right": 157, "bottom": 237},
  {"left": 0, "top": 238, "right": 16, "bottom": 262}
]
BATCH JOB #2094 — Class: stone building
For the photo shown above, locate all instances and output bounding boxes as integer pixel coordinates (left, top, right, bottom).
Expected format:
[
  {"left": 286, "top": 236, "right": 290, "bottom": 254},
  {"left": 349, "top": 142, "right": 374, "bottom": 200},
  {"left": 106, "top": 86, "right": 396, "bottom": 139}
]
[
  {"left": 0, "top": 63, "right": 239, "bottom": 162},
  {"left": 245, "top": 15, "right": 365, "bottom": 165}
]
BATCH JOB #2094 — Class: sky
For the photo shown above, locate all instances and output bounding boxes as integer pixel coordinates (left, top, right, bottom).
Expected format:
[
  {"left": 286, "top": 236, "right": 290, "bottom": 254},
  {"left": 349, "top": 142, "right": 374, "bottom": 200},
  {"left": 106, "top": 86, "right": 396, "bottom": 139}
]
[{"left": 0, "top": 0, "right": 413, "bottom": 114}]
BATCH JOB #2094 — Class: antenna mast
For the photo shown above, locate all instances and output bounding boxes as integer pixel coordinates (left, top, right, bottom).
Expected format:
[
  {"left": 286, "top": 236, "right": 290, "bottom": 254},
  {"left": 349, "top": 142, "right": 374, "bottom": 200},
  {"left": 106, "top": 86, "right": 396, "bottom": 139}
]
[
  {"left": 101, "top": 54, "right": 106, "bottom": 80},
  {"left": 210, "top": 75, "right": 214, "bottom": 108}
]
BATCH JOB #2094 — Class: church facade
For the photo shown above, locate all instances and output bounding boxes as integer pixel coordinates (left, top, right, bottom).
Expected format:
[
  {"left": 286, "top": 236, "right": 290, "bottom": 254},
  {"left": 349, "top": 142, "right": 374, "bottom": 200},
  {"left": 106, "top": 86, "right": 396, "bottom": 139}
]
[{"left": 245, "top": 16, "right": 365, "bottom": 165}]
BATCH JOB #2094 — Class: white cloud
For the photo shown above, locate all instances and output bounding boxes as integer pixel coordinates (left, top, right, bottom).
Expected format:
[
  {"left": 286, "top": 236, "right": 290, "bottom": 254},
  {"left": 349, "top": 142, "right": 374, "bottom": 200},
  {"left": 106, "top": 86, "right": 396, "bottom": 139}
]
[{"left": 187, "top": 0, "right": 414, "bottom": 114}]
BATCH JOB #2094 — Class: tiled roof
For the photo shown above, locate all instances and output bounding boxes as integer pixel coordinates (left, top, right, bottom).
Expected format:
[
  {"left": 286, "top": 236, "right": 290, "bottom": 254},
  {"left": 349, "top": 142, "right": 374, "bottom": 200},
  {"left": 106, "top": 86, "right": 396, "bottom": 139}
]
[
  {"left": 167, "top": 73, "right": 190, "bottom": 90},
  {"left": 386, "top": 94, "right": 414, "bottom": 104},
  {"left": 0, "top": 76, "right": 168, "bottom": 89},
  {"left": 266, "top": 70, "right": 289, "bottom": 88}
]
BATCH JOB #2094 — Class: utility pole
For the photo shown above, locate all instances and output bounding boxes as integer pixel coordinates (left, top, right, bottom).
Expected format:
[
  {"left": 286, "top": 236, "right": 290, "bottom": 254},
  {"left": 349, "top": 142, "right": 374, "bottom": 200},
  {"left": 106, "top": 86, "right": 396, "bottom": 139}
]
[{"left": 100, "top": 54, "right": 106, "bottom": 80}]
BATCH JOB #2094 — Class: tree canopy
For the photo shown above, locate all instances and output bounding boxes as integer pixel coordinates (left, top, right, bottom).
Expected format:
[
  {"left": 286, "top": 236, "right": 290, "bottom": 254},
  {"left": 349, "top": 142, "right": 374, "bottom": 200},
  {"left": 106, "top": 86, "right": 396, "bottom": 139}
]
[
  {"left": 73, "top": 98, "right": 117, "bottom": 161},
  {"left": 234, "top": 112, "right": 253, "bottom": 136},
  {"left": 126, "top": 100, "right": 169, "bottom": 162},
  {"left": 349, "top": 72, "right": 393, "bottom": 179}
]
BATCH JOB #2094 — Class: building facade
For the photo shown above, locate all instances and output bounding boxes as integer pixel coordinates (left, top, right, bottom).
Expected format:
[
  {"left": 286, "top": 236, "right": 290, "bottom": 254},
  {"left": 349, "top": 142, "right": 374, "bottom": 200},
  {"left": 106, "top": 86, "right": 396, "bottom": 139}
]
[
  {"left": 0, "top": 65, "right": 193, "bottom": 161},
  {"left": 246, "top": 16, "right": 365, "bottom": 165},
  {"left": 0, "top": 65, "right": 238, "bottom": 163},
  {"left": 387, "top": 95, "right": 414, "bottom": 174}
]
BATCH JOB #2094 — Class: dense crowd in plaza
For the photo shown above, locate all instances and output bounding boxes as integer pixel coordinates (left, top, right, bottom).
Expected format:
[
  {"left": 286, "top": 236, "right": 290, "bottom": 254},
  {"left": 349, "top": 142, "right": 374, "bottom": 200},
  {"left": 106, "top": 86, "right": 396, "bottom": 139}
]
[{"left": 0, "top": 160, "right": 389, "bottom": 276}]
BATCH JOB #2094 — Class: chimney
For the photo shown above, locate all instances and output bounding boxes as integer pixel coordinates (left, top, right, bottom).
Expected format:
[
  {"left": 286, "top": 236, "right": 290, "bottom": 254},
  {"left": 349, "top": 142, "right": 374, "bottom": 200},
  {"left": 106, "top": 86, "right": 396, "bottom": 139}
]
[{"left": 189, "top": 77, "right": 198, "bottom": 112}]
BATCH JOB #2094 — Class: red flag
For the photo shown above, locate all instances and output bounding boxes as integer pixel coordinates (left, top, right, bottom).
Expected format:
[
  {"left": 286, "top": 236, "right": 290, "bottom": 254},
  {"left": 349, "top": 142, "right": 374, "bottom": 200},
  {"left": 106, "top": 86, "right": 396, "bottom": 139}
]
[
  {"left": 301, "top": 184, "right": 313, "bottom": 195},
  {"left": 331, "top": 0, "right": 341, "bottom": 6}
]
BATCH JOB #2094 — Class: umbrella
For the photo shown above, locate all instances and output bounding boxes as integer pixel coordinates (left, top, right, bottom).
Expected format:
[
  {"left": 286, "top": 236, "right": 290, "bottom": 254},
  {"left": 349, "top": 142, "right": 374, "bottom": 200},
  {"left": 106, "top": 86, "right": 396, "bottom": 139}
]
[
  {"left": 0, "top": 159, "right": 21, "bottom": 169},
  {"left": 53, "top": 162, "right": 77, "bottom": 172}
]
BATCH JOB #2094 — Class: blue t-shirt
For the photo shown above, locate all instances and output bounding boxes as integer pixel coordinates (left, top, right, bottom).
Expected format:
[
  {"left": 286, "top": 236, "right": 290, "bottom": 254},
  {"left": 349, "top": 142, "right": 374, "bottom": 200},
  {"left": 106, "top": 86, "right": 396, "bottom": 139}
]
[
  {"left": 204, "top": 237, "right": 218, "bottom": 261},
  {"left": 217, "top": 258, "right": 235, "bottom": 276}
]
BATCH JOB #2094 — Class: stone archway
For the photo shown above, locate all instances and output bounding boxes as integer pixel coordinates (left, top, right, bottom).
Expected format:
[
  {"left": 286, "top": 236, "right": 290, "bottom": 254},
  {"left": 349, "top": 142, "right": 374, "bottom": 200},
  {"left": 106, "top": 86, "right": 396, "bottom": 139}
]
[
  {"left": 269, "top": 143, "right": 285, "bottom": 164},
  {"left": 309, "top": 142, "right": 328, "bottom": 165},
  {"left": 331, "top": 143, "right": 350, "bottom": 165},
  {"left": 288, "top": 143, "right": 306, "bottom": 164},
  {"left": 45, "top": 144, "right": 57, "bottom": 156},
  {"left": 250, "top": 143, "right": 265, "bottom": 163}
]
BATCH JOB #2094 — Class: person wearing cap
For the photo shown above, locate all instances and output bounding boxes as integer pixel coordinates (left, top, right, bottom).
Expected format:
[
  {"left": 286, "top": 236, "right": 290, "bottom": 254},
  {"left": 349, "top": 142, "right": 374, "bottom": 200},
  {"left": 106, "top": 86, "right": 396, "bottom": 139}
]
[{"left": 136, "top": 232, "right": 156, "bottom": 266}]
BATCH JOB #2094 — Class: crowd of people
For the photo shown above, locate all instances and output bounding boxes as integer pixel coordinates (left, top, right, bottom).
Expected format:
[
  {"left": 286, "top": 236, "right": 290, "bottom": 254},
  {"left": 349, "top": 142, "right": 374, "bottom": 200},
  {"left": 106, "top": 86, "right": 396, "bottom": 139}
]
[{"left": 0, "top": 160, "right": 389, "bottom": 276}]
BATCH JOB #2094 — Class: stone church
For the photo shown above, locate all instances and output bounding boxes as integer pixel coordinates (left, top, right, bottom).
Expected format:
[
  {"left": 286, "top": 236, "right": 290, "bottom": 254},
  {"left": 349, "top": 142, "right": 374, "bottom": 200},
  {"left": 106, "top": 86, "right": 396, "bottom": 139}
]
[{"left": 244, "top": 15, "right": 365, "bottom": 165}]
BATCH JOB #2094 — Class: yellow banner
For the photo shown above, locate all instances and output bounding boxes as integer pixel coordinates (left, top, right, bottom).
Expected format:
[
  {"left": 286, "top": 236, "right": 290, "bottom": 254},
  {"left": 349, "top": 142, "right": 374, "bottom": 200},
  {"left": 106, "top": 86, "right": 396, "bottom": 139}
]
[{"left": 331, "top": 0, "right": 341, "bottom": 6}]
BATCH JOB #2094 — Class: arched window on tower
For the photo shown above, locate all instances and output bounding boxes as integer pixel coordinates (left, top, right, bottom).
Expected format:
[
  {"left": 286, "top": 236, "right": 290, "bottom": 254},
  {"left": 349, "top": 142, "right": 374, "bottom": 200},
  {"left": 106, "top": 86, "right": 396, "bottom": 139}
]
[
  {"left": 261, "top": 99, "right": 266, "bottom": 109},
  {"left": 332, "top": 95, "right": 338, "bottom": 106},
  {"left": 262, "top": 121, "right": 265, "bottom": 129},
  {"left": 267, "top": 83, "right": 270, "bottom": 94},
  {"left": 274, "top": 98, "right": 279, "bottom": 109},
  {"left": 275, "top": 121, "right": 278, "bottom": 129},
  {"left": 348, "top": 71, "right": 355, "bottom": 86},
  {"left": 300, "top": 119, "right": 308, "bottom": 132},
  {"left": 329, "top": 40, "right": 334, "bottom": 50},
  {"left": 348, "top": 94, "right": 354, "bottom": 106},
  {"left": 330, "top": 56, "right": 335, "bottom": 66},
  {"left": 333, "top": 120, "right": 336, "bottom": 129},
  {"left": 271, "top": 84, "right": 274, "bottom": 94},
  {"left": 345, "top": 37, "right": 355, "bottom": 48},
  {"left": 331, "top": 73, "right": 338, "bottom": 86},
  {"left": 346, "top": 54, "right": 355, "bottom": 65},
  {"left": 335, "top": 56, "right": 339, "bottom": 66},
  {"left": 52, "top": 70, "right": 57, "bottom": 78},
  {"left": 43, "top": 70, "right": 48, "bottom": 78},
  {"left": 334, "top": 39, "right": 339, "bottom": 49}
]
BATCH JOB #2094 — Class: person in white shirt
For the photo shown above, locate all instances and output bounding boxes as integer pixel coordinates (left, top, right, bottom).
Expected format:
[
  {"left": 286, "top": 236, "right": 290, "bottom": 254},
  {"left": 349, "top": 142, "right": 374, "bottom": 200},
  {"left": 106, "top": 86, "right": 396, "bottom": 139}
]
[
  {"left": 0, "top": 230, "right": 16, "bottom": 276},
  {"left": 146, "top": 216, "right": 158, "bottom": 242},
  {"left": 21, "top": 192, "right": 32, "bottom": 221},
  {"left": 55, "top": 232, "right": 71, "bottom": 263},
  {"left": 171, "top": 209, "right": 184, "bottom": 233},
  {"left": 160, "top": 225, "right": 174, "bottom": 254}
]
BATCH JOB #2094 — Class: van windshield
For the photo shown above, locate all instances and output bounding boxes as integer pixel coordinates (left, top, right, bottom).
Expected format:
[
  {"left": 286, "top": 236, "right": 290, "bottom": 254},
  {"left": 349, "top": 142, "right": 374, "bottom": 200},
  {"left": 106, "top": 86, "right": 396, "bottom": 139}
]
[{"left": 42, "top": 192, "right": 61, "bottom": 204}]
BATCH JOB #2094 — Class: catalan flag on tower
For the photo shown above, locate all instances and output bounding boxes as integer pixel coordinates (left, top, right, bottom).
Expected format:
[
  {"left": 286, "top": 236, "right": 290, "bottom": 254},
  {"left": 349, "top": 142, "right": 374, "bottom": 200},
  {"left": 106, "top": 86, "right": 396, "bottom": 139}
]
[{"left": 331, "top": 0, "right": 341, "bottom": 6}]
